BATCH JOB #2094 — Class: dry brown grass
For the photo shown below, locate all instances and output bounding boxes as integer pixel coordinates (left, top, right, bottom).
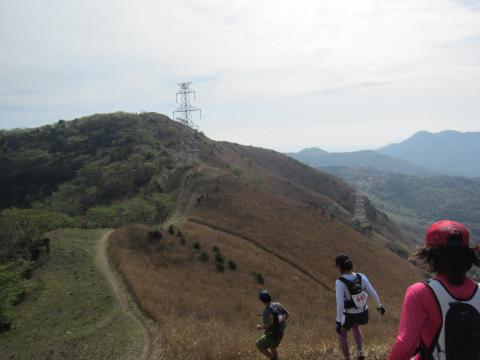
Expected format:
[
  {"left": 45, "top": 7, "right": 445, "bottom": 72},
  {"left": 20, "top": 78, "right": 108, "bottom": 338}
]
[
  {"left": 108, "top": 141, "right": 424, "bottom": 359},
  {"left": 110, "top": 216, "right": 419, "bottom": 359}
]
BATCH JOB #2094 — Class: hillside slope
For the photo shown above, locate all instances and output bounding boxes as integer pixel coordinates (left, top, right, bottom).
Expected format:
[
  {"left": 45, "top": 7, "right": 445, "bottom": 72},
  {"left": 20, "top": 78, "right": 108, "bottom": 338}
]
[
  {"left": 323, "top": 166, "right": 480, "bottom": 244},
  {"left": 1, "top": 113, "right": 425, "bottom": 359},
  {"left": 110, "top": 174, "right": 422, "bottom": 358},
  {"left": 0, "top": 229, "right": 143, "bottom": 359},
  {"left": 101, "top": 116, "right": 423, "bottom": 359},
  {"left": 0, "top": 112, "right": 409, "bottom": 248}
]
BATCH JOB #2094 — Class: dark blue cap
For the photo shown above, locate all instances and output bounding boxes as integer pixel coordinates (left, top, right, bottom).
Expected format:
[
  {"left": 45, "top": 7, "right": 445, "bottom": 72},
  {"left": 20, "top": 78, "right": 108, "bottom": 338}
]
[{"left": 259, "top": 290, "right": 272, "bottom": 302}]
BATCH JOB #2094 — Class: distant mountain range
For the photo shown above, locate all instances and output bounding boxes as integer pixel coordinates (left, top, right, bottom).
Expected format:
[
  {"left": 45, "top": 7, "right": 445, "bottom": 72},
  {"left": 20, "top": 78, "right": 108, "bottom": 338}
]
[
  {"left": 289, "top": 130, "right": 480, "bottom": 178},
  {"left": 288, "top": 130, "right": 480, "bottom": 244},
  {"left": 379, "top": 130, "right": 480, "bottom": 178},
  {"left": 287, "top": 148, "right": 433, "bottom": 176}
]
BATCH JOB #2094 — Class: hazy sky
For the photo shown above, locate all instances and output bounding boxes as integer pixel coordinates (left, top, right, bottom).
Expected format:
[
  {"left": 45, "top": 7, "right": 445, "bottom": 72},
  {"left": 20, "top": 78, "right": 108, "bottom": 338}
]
[{"left": 1, "top": 0, "right": 479, "bottom": 151}]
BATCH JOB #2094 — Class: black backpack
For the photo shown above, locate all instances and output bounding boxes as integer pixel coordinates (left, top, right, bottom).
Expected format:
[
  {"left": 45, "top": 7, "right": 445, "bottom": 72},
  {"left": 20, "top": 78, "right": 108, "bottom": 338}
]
[
  {"left": 422, "top": 279, "right": 480, "bottom": 360},
  {"left": 267, "top": 303, "right": 288, "bottom": 333},
  {"left": 339, "top": 273, "right": 368, "bottom": 309}
]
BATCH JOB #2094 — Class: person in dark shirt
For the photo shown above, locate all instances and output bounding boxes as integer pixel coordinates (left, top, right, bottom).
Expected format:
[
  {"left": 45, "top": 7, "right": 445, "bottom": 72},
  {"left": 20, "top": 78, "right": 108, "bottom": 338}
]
[{"left": 256, "top": 290, "right": 289, "bottom": 360}]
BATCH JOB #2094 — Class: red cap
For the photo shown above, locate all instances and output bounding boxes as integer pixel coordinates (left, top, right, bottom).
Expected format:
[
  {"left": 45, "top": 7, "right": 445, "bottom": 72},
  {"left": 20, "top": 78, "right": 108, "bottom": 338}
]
[{"left": 425, "top": 220, "right": 470, "bottom": 247}]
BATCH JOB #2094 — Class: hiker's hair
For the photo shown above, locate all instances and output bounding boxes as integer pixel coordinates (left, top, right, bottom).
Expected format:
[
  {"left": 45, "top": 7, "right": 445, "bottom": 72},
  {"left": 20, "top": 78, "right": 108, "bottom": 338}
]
[
  {"left": 409, "top": 246, "right": 479, "bottom": 286},
  {"left": 340, "top": 259, "right": 353, "bottom": 273}
]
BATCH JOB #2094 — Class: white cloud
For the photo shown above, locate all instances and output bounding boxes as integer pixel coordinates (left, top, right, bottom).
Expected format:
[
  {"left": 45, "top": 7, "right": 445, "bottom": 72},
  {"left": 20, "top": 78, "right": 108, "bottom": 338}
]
[{"left": 0, "top": 0, "right": 479, "bottom": 150}]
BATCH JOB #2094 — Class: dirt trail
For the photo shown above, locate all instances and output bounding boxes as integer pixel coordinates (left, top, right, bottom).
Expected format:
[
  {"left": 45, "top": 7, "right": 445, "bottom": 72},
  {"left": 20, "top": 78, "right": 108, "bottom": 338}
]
[{"left": 95, "top": 231, "right": 153, "bottom": 360}]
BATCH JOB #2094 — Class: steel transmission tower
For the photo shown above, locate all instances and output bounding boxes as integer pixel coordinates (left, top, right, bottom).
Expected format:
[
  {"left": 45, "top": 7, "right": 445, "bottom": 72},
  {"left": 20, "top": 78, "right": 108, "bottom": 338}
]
[
  {"left": 173, "top": 82, "right": 201, "bottom": 164},
  {"left": 354, "top": 192, "right": 369, "bottom": 227}
]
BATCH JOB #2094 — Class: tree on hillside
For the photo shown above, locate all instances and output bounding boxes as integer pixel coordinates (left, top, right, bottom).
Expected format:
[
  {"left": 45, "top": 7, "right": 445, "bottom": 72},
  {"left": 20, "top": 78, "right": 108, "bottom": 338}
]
[
  {"left": 0, "top": 208, "right": 73, "bottom": 261},
  {"left": 122, "top": 197, "right": 157, "bottom": 224}
]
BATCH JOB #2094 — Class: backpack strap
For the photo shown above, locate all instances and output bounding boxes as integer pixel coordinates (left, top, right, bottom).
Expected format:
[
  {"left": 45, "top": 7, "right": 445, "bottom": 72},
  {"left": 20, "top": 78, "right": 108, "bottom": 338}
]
[
  {"left": 339, "top": 274, "right": 362, "bottom": 309},
  {"left": 338, "top": 276, "right": 351, "bottom": 287},
  {"left": 426, "top": 279, "right": 453, "bottom": 359},
  {"left": 338, "top": 274, "right": 363, "bottom": 288}
]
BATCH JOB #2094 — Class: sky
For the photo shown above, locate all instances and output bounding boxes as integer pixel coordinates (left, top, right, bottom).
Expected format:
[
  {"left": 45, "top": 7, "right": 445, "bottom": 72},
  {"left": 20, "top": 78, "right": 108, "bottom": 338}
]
[{"left": 1, "top": 0, "right": 479, "bottom": 152}]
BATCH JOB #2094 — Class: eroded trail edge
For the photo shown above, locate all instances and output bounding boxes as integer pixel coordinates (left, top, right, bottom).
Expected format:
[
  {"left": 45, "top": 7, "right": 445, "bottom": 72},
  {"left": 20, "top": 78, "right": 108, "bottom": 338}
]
[{"left": 95, "top": 231, "right": 153, "bottom": 360}]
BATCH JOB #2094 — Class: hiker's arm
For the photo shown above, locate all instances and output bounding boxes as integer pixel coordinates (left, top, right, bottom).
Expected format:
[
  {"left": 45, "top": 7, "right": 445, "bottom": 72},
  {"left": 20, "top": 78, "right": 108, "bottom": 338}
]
[
  {"left": 282, "top": 306, "right": 290, "bottom": 322},
  {"left": 256, "top": 307, "right": 272, "bottom": 330},
  {"left": 362, "top": 274, "right": 382, "bottom": 307},
  {"left": 335, "top": 280, "right": 345, "bottom": 323},
  {"left": 389, "top": 284, "right": 427, "bottom": 360}
]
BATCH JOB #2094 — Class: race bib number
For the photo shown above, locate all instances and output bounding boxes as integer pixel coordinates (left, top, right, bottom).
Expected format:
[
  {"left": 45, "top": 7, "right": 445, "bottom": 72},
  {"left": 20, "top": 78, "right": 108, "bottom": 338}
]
[{"left": 351, "top": 291, "right": 368, "bottom": 308}]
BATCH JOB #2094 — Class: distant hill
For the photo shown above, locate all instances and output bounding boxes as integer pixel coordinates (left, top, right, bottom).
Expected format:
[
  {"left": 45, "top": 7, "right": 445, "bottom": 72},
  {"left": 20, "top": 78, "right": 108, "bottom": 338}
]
[
  {"left": 288, "top": 147, "right": 432, "bottom": 175},
  {"left": 379, "top": 130, "right": 480, "bottom": 177}
]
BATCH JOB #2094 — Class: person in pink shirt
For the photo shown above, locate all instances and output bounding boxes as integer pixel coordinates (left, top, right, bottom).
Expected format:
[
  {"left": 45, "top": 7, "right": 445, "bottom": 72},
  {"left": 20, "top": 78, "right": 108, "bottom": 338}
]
[{"left": 389, "top": 220, "right": 480, "bottom": 360}]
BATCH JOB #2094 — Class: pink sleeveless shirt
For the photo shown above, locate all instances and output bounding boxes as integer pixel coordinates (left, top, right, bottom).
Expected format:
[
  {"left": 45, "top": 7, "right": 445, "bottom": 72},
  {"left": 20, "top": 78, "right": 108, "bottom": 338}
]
[{"left": 389, "top": 275, "right": 477, "bottom": 360}]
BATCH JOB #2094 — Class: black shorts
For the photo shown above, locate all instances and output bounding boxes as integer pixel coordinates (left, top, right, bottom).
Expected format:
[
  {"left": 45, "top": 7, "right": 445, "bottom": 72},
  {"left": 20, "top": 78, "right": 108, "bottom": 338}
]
[{"left": 344, "top": 310, "right": 369, "bottom": 329}]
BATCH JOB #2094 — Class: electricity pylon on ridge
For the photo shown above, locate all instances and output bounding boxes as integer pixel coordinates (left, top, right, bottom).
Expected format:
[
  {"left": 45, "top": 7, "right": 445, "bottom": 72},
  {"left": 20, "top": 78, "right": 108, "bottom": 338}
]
[
  {"left": 173, "top": 82, "right": 201, "bottom": 164},
  {"left": 354, "top": 192, "right": 369, "bottom": 227}
]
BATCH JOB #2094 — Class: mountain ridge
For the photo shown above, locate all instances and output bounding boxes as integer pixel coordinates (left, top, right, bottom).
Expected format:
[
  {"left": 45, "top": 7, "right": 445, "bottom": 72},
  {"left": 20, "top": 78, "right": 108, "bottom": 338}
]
[
  {"left": 379, "top": 130, "right": 480, "bottom": 177},
  {"left": 288, "top": 147, "right": 433, "bottom": 175}
]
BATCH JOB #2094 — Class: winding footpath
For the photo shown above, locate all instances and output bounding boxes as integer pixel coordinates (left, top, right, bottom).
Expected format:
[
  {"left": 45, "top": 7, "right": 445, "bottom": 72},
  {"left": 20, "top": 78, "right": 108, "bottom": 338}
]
[{"left": 95, "top": 231, "right": 153, "bottom": 360}]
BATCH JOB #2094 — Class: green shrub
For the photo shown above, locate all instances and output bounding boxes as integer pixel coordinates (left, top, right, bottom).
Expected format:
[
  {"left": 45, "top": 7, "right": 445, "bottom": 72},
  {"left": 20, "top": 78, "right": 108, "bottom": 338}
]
[
  {"left": 212, "top": 246, "right": 220, "bottom": 253},
  {"left": 0, "top": 208, "right": 74, "bottom": 261},
  {"left": 193, "top": 242, "right": 201, "bottom": 251},
  {"left": 227, "top": 260, "right": 237, "bottom": 271},
  {"left": 199, "top": 252, "right": 209, "bottom": 262},
  {"left": 230, "top": 167, "right": 244, "bottom": 177},
  {"left": 214, "top": 252, "right": 225, "bottom": 264},
  {"left": 148, "top": 230, "right": 162, "bottom": 240},
  {"left": 251, "top": 176, "right": 264, "bottom": 186},
  {"left": 149, "top": 193, "right": 172, "bottom": 222},
  {"left": 85, "top": 194, "right": 171, "bottom": 227},
  {"left": 0, "top": 260, "right": 31, "bottom": 331},
  {"left": 121, "top": 197, "right": 157, "bottom": 224},
  {"left": 251, "top": 272, "right": 265, "bottom": 285},
  {"left": 86, "top": 205, "right": 119, "bottom": 227},
  {"left": 215, "top": 263, "right": 225, "bottom": 272}
]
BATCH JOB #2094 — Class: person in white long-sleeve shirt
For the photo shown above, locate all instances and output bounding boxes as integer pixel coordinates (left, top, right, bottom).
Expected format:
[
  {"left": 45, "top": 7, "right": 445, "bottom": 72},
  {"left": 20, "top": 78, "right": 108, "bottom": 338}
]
[{"left": 335, "top": 254, "right": 385, "bottom": 360}]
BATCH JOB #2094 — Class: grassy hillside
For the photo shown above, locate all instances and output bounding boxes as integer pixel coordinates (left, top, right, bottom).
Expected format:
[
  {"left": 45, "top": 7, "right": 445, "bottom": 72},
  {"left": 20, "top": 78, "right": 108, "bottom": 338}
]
[
  {"left": 109, "top": 158, "right": 423, "bottom": 359},
  {"left": 0, "top": 112, "right": 426, "bottom": 359},
  {"left": 0, "top": 112, "right": 409, "bottom": 249},
  {"left": 0, "top": 228, "right": 143, "bottom": 359},
  {"left": 110, "top": 221, "right": 421, "bottom": 360}
]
